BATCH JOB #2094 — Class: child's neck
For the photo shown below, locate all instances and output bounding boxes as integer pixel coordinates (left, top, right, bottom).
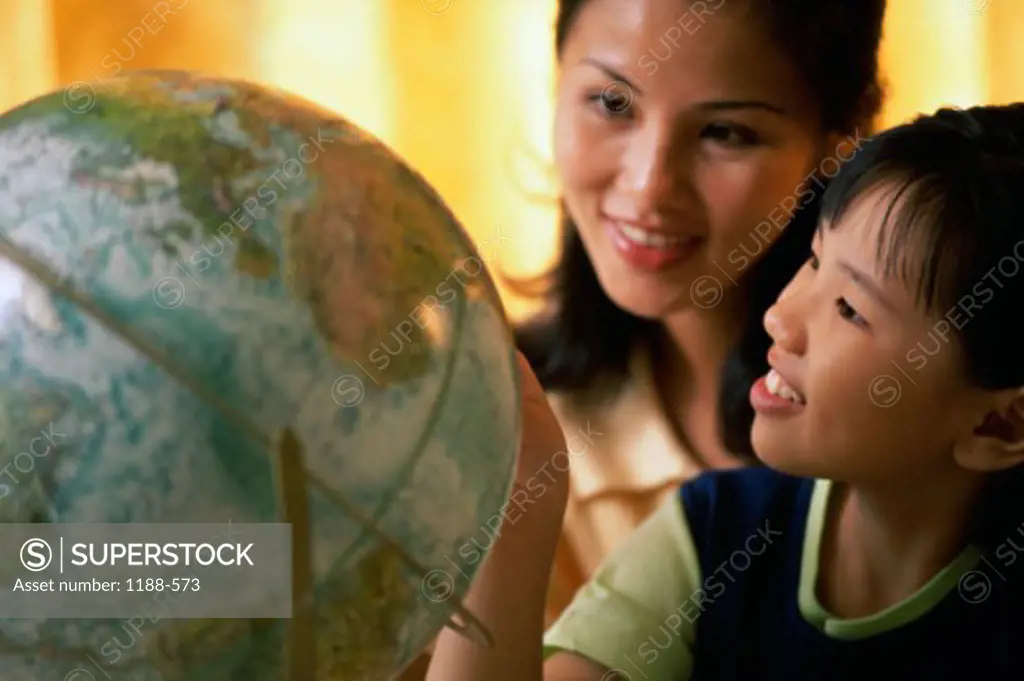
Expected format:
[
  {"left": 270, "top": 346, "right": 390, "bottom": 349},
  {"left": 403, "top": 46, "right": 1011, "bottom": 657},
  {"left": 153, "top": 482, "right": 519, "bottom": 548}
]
[{"left": 818, "top": 471, "right": 983, "bottom": 619}]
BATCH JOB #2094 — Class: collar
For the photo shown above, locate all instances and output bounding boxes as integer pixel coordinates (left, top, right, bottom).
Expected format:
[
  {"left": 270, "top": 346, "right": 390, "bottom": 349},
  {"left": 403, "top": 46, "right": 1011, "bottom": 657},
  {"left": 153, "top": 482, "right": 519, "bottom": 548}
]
[{"left": 548, "top": 349, "right": 700, "bottom": 501}]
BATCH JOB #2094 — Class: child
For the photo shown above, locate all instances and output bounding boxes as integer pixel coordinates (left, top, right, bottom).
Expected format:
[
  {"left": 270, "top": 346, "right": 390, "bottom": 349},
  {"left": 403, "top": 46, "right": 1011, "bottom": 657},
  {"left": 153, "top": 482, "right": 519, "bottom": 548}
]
[{"left": 426, "top": 104, "right": 1024, "bottom": 680}]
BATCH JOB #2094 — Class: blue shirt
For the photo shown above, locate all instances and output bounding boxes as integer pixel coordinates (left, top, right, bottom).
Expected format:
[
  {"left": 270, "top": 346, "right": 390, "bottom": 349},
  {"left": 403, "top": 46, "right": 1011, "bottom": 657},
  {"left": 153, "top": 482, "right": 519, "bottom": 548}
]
[{"left": 544, "top": 467, "right": 1023, "bottom": 679}]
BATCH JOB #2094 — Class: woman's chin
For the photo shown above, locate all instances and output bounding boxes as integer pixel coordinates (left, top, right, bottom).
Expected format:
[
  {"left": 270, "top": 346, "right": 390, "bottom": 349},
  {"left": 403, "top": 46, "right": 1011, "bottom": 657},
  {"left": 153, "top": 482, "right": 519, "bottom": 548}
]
[
  {"left": 596, "top": 270, "right": 704, "bottom": 320},
  {"left": 600, "top": 283, "right": 674, "bottom": 319}
]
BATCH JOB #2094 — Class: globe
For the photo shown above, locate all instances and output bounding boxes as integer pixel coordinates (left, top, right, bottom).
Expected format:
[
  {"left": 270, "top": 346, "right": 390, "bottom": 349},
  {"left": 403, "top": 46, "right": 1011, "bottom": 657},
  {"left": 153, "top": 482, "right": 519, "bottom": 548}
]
[{"left": 0, "top": 70, "right": 520, "bottom": 680}]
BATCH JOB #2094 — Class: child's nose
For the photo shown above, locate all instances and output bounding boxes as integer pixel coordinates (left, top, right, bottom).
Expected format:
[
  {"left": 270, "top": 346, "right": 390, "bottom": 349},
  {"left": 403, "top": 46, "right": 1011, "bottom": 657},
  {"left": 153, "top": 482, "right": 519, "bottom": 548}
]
[{"left": 763, "top": 303, "right": 805, "bottom": 355}]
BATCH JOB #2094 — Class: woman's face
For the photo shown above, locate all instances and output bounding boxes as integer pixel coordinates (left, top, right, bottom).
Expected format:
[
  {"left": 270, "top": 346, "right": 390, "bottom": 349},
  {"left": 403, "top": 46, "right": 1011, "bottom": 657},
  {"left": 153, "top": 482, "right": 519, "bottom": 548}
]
[{"left": 554, "top": 0, "right": 834, "bottom": 318}]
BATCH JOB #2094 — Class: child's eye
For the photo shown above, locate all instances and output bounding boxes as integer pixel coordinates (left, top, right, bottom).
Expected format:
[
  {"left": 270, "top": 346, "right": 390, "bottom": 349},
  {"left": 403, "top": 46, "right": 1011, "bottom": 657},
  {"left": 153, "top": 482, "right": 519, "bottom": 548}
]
[
  {"left": 700, "top": 122, "right": 760, "bottom": 147},
  {"left": 835, "top": 297, "right": 868, "bottom": 327},
  {"left": 807, "top": 253, "right": 820, "bottom": 271},
  {"left": 586, "top": 89, "right": 634, "bottom": 120}
]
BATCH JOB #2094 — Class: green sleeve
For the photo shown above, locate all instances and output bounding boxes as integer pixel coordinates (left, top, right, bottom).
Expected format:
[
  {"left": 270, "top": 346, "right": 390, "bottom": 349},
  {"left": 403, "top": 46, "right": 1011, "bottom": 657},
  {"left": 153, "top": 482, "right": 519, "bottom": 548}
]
[{"left": 542, "top": 493, "right": 702, "bottom": 680}]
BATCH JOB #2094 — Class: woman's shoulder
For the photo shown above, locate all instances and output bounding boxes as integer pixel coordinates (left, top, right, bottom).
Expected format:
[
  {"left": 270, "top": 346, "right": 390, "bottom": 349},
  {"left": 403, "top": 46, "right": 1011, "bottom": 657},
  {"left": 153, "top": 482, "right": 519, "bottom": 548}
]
[{"left": 543, "top": 345, "right": 704, "bottom": 580}]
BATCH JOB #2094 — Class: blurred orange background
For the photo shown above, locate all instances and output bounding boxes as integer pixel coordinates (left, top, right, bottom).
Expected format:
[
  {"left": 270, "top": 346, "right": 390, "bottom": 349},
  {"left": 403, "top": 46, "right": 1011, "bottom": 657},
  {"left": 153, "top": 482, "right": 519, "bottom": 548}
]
[{"left": 2, "top": 0, "right": 1022, "bottom": 320}]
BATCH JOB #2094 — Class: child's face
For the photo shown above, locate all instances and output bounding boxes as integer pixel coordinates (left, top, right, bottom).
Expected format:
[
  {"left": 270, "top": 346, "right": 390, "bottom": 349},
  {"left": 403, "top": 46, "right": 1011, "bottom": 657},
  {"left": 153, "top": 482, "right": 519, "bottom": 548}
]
[{"left": 750, "top": 187, "right": 988, "bottom": 483}]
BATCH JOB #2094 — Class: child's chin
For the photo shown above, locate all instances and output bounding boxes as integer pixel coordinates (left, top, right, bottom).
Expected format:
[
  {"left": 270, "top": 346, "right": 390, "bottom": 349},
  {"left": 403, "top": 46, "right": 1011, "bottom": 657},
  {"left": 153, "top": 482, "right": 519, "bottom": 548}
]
[{"left": 751, "top": 428, "right": 819, "bottom": 478}]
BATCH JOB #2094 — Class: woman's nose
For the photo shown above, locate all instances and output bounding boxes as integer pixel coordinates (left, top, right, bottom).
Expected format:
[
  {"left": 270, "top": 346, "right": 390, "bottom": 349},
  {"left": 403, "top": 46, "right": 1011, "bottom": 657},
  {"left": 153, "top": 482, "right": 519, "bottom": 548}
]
[{"left": 617, "top": 125, "right": 689, "bottom": 217}]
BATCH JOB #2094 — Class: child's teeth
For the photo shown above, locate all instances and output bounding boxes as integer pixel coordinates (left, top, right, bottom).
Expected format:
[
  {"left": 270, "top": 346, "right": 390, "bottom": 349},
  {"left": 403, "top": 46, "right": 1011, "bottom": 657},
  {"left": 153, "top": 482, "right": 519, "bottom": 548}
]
[
  {"left": 766, "top": 369, "right": 804, "bottom": 404},
  {"left": 779, "top": 385, "right": 800, "bottom": 402}
]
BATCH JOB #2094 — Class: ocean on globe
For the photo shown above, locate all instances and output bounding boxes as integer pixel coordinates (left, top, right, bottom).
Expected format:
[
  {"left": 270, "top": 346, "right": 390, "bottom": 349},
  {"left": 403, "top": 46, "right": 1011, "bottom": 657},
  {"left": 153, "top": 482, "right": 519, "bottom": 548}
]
[{"left": 0, "top": 70, "right": 520, "bottom": 680}]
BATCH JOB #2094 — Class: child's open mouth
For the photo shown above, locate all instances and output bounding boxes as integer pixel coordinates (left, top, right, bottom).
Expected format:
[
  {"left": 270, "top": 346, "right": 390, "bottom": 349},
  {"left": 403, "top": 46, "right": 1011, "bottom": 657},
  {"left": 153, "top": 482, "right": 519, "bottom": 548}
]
[
  {"left": 750, "top": 367, "right": 807, "bottom": 415},
  {"left": 764, "top": 368, "right": 806, "bottom": 404}
]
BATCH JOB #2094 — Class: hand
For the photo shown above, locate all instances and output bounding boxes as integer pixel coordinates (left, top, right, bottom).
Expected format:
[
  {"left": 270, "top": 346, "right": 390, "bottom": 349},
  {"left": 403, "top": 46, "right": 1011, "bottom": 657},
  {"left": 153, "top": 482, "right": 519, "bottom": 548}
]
[{"left": 514, "top": 352, "right": 569, "bottom": 493}]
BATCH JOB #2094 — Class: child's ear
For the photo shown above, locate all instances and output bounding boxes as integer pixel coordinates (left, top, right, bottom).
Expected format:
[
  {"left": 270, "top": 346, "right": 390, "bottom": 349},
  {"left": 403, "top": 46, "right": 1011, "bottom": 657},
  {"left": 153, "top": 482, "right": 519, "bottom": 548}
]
[{"left": 954, "top": 387, "right": 1024, "bottom": 472}]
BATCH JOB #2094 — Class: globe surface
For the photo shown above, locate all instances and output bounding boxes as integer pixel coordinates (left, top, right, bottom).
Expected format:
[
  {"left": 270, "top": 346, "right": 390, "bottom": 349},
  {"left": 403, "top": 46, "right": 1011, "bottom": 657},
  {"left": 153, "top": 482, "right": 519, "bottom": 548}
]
[{"left": 0, "top": 70, "right": 519, "bottom": 680}]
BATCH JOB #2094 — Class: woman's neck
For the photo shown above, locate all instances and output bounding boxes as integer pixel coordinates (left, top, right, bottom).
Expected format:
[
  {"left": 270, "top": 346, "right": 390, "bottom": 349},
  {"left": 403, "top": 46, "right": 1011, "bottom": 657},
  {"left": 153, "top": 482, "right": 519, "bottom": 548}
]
[
  {"left": 660, "top": 289, "right": 747, "bottom": 397},
  {"left": 820, "top": 471, "right": 984, "bottom": 618},
  {"left": 652, "top": 289, "right": 747, "bottom": 467}
]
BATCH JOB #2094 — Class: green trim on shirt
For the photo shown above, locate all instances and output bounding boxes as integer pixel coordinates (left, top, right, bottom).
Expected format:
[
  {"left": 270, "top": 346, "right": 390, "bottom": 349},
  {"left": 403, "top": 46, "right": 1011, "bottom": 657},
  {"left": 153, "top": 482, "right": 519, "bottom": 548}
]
[
  {"left": 542, "top": 477, "right": 982, "bottom": 678},
  {"left": 797, "top": 478, "right": 982, "bottom": 639}
]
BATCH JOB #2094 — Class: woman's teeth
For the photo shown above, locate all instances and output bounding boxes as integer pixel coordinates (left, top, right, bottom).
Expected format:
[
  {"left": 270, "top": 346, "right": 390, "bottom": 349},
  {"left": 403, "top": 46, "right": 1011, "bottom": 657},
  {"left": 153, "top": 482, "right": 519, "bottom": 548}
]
[
  {"left": 766, "top": 369, "right": 805, "bottom": 404},
  {"left": 619, "top": 224, "right": 687, "bottom": 250}
]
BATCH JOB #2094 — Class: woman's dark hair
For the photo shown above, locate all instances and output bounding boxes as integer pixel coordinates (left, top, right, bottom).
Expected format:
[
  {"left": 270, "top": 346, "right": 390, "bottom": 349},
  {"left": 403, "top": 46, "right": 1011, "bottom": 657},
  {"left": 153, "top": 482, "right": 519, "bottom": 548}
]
[
  {"left": 817, "top": 103, "right": 1024, "bottom": 547},
  {"left": 513, "top": 0, "right": 887, "bottom": 459}
]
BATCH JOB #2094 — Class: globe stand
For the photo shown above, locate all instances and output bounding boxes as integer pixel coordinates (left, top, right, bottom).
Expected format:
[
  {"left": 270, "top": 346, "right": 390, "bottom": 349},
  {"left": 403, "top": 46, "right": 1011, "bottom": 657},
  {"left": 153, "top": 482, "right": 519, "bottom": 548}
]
[
  {"left": 274, "top": 428, "right": 317, "bottom": 679},
  {"left": 272, "top": 427, "right": 495, "bottom": 676}
]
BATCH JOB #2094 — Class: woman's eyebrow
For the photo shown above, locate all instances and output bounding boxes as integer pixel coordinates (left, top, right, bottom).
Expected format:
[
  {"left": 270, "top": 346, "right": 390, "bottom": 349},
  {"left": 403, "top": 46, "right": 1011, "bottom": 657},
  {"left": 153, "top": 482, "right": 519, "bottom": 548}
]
[
  {"left": 694, "top": 100, "right": 788, "bottom": 116},
  {"left": 577, "top": 57, "right": 788, "bottom": 117},
  {"left": 580, "top": 58, "right": 646, "bottom": 95}
]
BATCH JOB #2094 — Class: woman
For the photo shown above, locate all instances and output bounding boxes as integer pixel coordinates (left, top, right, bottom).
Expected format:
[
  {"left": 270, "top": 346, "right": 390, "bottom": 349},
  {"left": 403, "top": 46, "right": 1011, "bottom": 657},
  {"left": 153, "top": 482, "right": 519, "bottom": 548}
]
[{"left": 513, "top": 0, "right": 887, "bottom": 623}]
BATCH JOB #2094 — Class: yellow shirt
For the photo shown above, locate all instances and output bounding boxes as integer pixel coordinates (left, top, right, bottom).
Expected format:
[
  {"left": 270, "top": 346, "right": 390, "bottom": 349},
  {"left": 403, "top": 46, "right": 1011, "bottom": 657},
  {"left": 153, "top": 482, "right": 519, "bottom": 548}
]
[{"left": 544, "top": 349, "right": 704, "bottom": 624}]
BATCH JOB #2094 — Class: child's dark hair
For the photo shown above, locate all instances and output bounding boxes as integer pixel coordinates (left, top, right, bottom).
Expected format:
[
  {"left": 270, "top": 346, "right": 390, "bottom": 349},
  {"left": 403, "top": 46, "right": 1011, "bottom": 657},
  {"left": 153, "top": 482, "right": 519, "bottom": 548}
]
[
  {"left": 819, "top": 103, "right": 1024, "bottom": 547},
  {"left": 514, "top": 0, "right": 887, "bottom": 459}
]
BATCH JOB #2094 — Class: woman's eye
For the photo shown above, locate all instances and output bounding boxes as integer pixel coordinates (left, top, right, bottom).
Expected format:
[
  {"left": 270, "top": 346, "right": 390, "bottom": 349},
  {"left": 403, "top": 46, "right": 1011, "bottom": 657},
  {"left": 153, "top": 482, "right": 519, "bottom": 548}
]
[
  {"left": 835, "top": 297, "right": 868, "bottom": 327},
  {"left": 586, "top": 88, "right": 634, "bottom": 119},
  {"left": 701, "top": 122, "right": 760, "bottom": 147}
]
